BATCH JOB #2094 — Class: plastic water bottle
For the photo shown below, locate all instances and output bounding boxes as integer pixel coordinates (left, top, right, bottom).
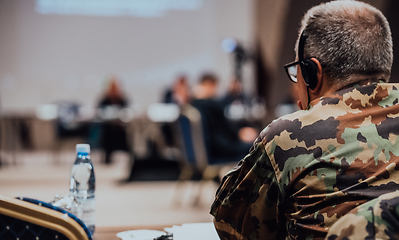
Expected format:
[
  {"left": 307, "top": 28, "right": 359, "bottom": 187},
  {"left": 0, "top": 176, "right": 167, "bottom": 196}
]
[{"left": 69, "top": 143, "right": 96, "bottom": 235}]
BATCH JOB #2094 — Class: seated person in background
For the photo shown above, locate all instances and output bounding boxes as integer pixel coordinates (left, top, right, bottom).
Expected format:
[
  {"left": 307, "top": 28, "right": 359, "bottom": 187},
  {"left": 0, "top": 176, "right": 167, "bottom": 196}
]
[
  {"left": 98, "top": 76, "right": 128, "bottom": 109},
  {"left": 191, "top": 73, "right": 257, "bottom": 164},
  {"left": 97, "top": 76, "right": 130, "bottom": 164},
  {"left": 211, "top": 1, "right": 399, "bottom": 239},
  {"left": 162, "top": 75, "right": 192, "bottom": 147},
  {"left": 163, "top": 74, "right": 191, "bottom": 105}
]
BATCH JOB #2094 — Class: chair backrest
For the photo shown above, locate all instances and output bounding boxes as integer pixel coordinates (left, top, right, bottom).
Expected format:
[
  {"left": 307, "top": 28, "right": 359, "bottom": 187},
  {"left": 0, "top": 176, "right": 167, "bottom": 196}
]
[
  {"left": 176, "top": 104, "right": 209, "bottom": 171},
  {"left": 0, "top": 194, "right": 91, "bottom": 240}
]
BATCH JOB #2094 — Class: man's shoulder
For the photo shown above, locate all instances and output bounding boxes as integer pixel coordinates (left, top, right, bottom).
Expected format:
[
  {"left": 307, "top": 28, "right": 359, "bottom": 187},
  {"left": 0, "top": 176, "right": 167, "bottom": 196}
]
[
  {"left": 256, "top": 82, "right": 399, "bottom": 146},
  {"left": 257, "top": 110, "right": 309, "bottom": 144},
  {"left": 319, "top": 82, "right": 399, "bottom": 106}
]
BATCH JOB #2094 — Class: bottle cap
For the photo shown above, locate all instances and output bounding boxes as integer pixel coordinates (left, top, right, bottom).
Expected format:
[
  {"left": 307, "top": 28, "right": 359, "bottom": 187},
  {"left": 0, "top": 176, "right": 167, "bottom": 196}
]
[{"left": 76, "top": 144, "right": 90, "bottom": 154}]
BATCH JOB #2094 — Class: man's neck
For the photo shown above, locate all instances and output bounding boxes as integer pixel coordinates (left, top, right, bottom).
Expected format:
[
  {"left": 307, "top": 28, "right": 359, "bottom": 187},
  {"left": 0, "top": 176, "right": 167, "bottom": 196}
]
[{"left": 334, "top": 74, "right": 387, "bottom": 92}]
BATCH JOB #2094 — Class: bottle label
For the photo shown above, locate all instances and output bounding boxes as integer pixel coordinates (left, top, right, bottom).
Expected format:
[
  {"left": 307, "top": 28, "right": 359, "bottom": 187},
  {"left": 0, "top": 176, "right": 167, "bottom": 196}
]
[{"left": 80, "top": 198, "right": 95, "bottom": 227}]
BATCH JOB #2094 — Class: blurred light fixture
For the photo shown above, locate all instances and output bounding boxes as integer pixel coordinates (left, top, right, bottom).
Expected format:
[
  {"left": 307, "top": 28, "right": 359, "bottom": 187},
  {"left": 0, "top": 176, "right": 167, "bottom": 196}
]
[{"left": 221, "top": 38, "right": 237, "bottom": 53}]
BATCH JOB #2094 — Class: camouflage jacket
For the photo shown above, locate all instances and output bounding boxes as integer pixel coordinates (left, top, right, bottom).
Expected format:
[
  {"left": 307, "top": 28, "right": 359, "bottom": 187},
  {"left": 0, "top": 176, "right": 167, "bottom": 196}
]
[
  {"left": 210, "top": 82, "right": 399, "bottom": 240},
  {"left": 326, "top": 190, "right": 399, "bottom": 240}
]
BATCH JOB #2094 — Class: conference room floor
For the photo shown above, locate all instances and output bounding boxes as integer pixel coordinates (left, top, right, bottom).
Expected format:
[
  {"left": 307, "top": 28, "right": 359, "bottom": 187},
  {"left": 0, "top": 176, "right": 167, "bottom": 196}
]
[{"left": 0, "top": 149, "right": 217, "bottom": 230}]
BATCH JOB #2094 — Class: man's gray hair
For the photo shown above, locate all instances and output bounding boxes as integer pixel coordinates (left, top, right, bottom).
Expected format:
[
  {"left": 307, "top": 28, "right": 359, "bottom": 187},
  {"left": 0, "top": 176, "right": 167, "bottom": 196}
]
[{"left": 296, "top": 0, "right": 393, "bottom": 84}]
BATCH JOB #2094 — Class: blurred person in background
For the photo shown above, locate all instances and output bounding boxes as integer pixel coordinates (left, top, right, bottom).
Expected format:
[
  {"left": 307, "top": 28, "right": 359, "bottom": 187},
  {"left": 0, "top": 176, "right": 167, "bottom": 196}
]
[
  {"left": 160, "top": 75, "right": 192, "bottom": 149},
  {"left": 161, "top": 75, "right": 192, "bottom": 149},
  {"left": 96, "top": 76, "right": 130, "bottom": 164},
  {"left": 163, "top": 74, "right": 191, "bottom": 105},
  {"left": 98, "top": 76, "right": 128, "bottom": 109},
  {"left": 191, "top": 73, "right": 257, "bottom": 164}
]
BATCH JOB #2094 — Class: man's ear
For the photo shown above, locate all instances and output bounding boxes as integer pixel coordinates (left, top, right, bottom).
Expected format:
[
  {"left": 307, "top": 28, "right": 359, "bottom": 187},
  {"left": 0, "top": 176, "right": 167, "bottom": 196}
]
[{"left": 309, "top": 57, "right": 323, "bottom": 93}]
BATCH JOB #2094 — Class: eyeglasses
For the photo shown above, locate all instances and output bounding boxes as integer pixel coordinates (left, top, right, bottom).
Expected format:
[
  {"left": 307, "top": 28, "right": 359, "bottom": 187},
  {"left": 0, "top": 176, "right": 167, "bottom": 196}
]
[{"left": 284, "top": 61, "right": 300, "bottom": 83}]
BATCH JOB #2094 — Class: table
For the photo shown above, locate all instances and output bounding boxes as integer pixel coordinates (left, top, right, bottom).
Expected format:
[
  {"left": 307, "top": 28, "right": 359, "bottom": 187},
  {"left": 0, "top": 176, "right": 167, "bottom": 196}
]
[
  {"left": 94, "top": 225, "right": 165, "bottom": 240},
  {"left": 94, "top": 222, "right": 220, "bottom": 240}
]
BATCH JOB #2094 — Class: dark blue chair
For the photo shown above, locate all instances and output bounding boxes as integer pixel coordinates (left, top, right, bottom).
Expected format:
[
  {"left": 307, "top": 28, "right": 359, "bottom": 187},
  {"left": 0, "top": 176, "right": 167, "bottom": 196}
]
[{"left": 173, "top": 104, "right": 237, "bottom": 206}]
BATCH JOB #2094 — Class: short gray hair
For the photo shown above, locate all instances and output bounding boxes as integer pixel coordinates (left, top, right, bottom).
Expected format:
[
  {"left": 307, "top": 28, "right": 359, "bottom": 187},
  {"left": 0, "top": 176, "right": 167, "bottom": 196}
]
[{"left": 296, "top": 0, "right": 393, "bottom": 84}]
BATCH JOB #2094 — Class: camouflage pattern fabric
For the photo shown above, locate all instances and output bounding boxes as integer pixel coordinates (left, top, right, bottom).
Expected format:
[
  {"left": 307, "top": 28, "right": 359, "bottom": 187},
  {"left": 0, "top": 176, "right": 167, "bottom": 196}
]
[
  {"left": 326, "top": 190, "right": 399, "bottom": 240},
  {"left": 210, "top": 82, "right": 399, "bottom": 240}
]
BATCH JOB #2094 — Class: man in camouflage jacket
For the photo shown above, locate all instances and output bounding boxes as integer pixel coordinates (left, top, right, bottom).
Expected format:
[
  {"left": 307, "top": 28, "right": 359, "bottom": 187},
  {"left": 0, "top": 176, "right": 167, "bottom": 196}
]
[{"left": 210, "top": 1, "right": 399, "bottom": 239}]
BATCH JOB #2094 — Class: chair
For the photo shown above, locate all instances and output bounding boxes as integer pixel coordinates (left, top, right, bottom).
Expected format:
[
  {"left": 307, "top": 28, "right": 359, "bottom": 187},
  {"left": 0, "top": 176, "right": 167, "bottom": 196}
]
[
  {"left": 0, "top": 194, "right": 92, "bottom": 240},
  {"left": 173, "top": 104, "right": 236, "bottom": 206}
]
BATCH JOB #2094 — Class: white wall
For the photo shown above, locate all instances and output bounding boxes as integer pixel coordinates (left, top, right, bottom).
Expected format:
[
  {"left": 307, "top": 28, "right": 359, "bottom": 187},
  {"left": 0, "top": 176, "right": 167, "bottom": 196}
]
[{"left": 0, "top": 0, "right": 255, "bottom": 115}]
